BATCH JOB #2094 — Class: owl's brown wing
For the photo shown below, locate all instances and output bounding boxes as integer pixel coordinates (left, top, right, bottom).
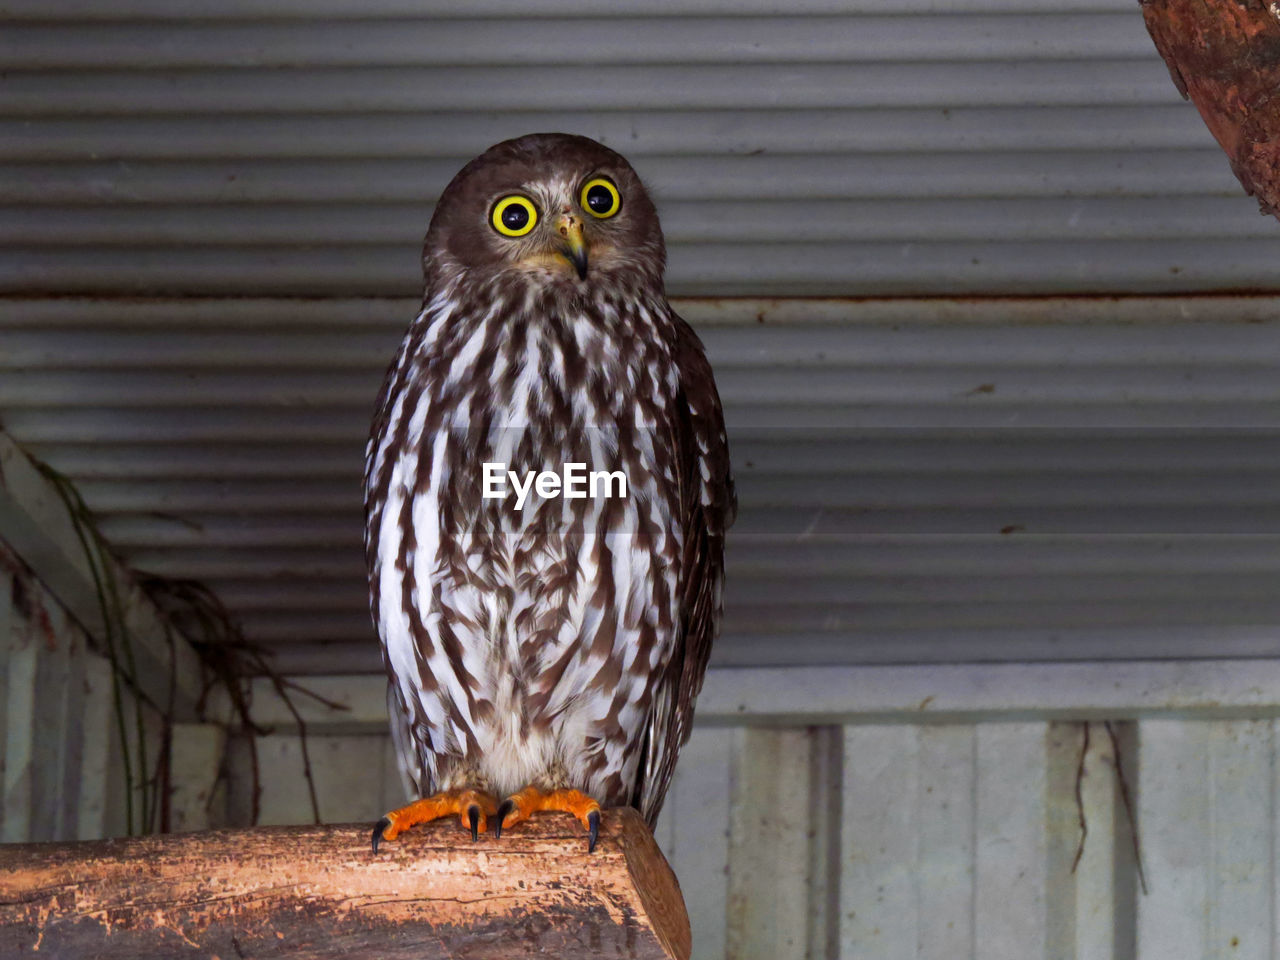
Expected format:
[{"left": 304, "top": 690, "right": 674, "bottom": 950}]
[{"left": 634, "top": 313, "right": 736, "bottom": 827}]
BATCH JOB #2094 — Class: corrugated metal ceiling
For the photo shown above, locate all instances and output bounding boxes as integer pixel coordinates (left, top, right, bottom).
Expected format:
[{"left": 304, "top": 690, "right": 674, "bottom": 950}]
[{"left": 4, "top": 0, "right": 1280, "bottom": 295}]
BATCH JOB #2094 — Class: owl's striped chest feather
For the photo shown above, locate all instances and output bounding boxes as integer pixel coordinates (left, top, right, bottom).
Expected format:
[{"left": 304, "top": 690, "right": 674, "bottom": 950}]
[{"left": 365, "top": 285, "right": 686, "bottom": 804}]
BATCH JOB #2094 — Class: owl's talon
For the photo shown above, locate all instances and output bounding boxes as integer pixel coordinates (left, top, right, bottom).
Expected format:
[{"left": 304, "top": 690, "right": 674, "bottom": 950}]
[
  {"left": 494, "top": 798, "right": 515, "bottom": 839},
  {"left": 371, "top": 789, "right": 498, "bottom": 851},
  {"left": 494, "top": 785, "right": 603, "bottom": 852},
  {"left": 371, "top": 817, "right": 391, "bottom": 854}
]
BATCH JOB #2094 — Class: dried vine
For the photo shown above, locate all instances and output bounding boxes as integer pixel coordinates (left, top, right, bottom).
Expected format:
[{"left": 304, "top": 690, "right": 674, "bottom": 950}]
[
  {"left": 1105, "top": 720, "right": 1149, "bottom": 897},
  {"left": 1069, "top": 721, "right": 1089, "bottom": 876},
  {"left": 1068, "top": 720, "right": 1149, "bottom": 897},
  {"left": 32, "top": 455, "right": 345, "bottom": 832},
  {"left": 142, "top": 575, "right": 347, "bottom": 826}
]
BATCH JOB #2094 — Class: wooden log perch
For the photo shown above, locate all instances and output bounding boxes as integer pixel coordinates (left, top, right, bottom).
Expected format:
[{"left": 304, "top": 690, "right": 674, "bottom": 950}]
[
  {"left": 0, "top": 807, "right": 691, "bottom": 960},
  {"left": 1141, "top": 0, "right": 1280, "bottom": 218}
]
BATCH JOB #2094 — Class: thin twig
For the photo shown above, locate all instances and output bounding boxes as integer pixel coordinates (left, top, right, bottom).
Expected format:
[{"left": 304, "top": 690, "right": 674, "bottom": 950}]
[
  {"left": 1070, "top": 721, "right": 1090, "bottom": 875},
  {"left": 1104, "top": 721, "right": 1149, "bottom": 896},
  {"left": 277, "top": 679, "right": 350, "bottom": 714},
  {"left": 98, "top": 543, "right": 150, "bottom": 833},
  {"left": 142, "top": 574, "right": 330, "bottom": 827},
  {"left": 29, "top": 451, "right": 342, "bottom": 835},
  {"left": 269, "top": 673, "right": 323, "bottom": 825},
  {"left": 153, "top": 621, "right": 178, "bottom": 834}
]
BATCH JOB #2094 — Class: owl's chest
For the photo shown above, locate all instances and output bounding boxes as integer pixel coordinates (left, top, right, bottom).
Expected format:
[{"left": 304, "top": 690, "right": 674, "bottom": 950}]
[
  {"left": 438, "top": 311, "right": 679, "bottom": 497},
  {"left": 413, "top": 315, "right": 684, "bottom": 720},
  {"left": 487, "top": 310, "right": 674, "bottom": 419},
  {"left": 435, "top": 307, "right": 683, "bottom": 588}
]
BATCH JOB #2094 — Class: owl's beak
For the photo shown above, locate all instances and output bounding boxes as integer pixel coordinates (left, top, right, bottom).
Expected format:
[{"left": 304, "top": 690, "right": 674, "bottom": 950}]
[{"left": 556, "top": 213, "right": 589, "bottom": 279}]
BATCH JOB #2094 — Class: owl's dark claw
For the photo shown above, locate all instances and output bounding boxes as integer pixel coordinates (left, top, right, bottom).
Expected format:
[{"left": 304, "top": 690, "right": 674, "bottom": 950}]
[
  {"left": 371, "top": 817, "right": 391, "bottom": 854},
  {"left": 493, "top": 786, "right": 601, "bottom": 851},
  {"left": 467, "top": 804, "right": 482, "bottom": 841},
  {"left": 494, "top": 798, "right": 516, "bottom": 839}
]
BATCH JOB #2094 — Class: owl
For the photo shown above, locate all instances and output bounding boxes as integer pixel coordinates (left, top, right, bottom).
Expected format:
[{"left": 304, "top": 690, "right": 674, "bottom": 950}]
[{"left": 363, "top": 133, "right": 735, "bottom": 852}]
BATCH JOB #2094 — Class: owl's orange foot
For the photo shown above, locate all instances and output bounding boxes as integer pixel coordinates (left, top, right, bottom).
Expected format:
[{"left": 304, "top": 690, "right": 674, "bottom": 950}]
[
  {"left": 370, "top": 789, "right": 499, "bottom": 853},
  {"left": 494, "top": 785, "right": 603, "bottom": 853}
]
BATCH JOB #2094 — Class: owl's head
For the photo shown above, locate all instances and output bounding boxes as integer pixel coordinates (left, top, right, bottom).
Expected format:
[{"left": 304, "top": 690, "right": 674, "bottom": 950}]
[{"left": 423, "top": 133, "right": 666, "bottom": 296}]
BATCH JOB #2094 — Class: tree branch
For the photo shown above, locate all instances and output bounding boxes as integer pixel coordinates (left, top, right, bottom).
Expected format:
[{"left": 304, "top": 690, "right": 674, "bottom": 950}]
[
  {"left": 0, "top": 808, "right": 691, "bottom": 960},
  {"left": 1141, "top": 0, "right": 1280, "bottom": 218}
]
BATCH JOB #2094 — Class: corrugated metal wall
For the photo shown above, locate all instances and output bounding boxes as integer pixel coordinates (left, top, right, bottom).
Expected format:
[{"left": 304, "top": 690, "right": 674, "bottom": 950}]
[
  {"left": 4, "top": 1, "right": 1279, "bottom": 672},
  {"left": 4, "top": 296, "right": 1279, "bottom": 673},
  {"left": 4, "top": 0, "right": 1280, "bottom": 295}
]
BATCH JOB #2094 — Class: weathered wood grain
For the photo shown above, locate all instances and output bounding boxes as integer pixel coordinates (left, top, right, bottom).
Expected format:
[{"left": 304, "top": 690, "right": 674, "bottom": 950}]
[
  {"left": 1141, "top": 0, "right": 1280, "bottom": 218},
  {"left": 0, "top": 807, "right": 691, "bottom": 959}
]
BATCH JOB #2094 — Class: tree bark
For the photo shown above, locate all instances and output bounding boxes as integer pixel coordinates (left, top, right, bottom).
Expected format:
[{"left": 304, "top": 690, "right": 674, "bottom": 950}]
[
  {"left": 1141, "top": 0, "right": 1280, "bottom": 218},
  {"left": 0, "top": 807, "right": 691, "bottom": 960}
]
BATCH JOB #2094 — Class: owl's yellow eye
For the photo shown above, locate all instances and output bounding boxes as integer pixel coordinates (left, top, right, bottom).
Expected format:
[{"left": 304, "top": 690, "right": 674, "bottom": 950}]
[
  {"left": 491, "top": 195, "right": 538, "bottom": 237},
  {"left": 581, "top": 177, "right": 621, "bottom": 219}
]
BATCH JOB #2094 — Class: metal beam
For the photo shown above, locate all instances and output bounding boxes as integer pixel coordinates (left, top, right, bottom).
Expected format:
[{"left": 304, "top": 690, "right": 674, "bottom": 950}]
[{"left": 226, "top": 657, "right": 1280, "bottom": 736}]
